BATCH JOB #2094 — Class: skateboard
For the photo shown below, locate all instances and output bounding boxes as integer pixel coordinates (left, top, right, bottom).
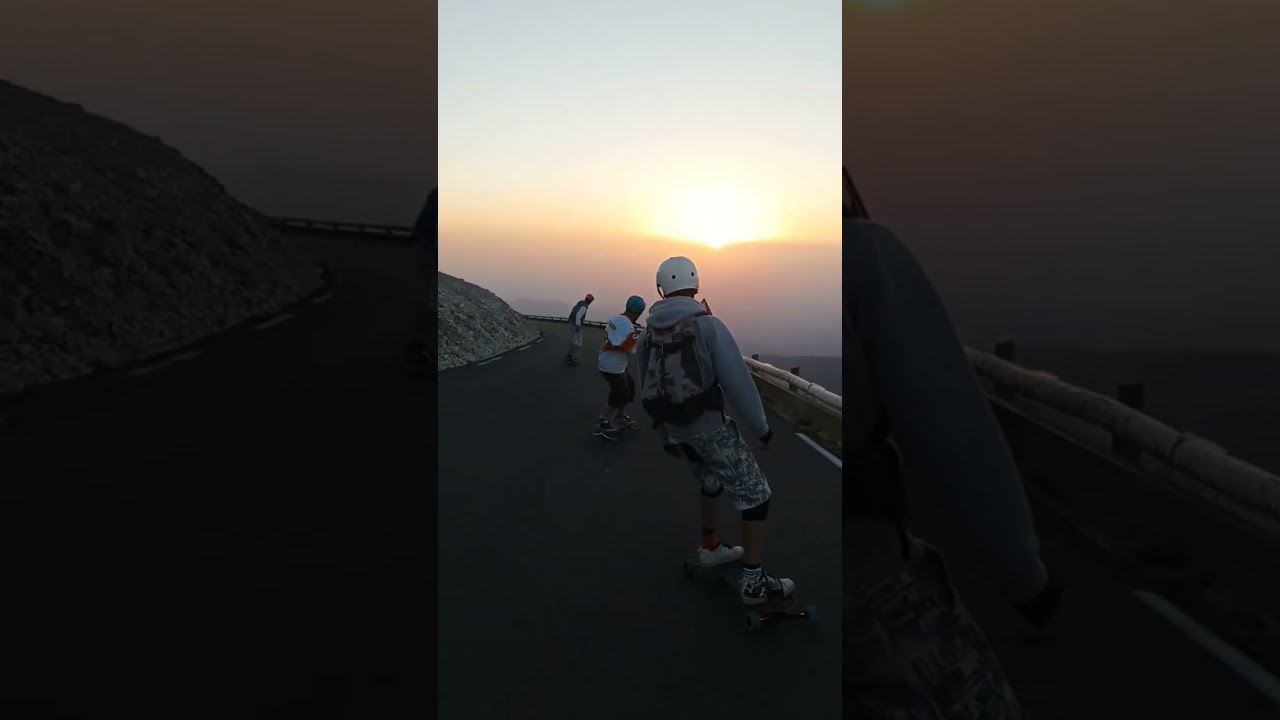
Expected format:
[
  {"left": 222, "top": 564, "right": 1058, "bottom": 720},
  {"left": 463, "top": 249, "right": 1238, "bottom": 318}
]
[
  {"left": 681, "top": 558, "right": 818, "bottom": 632},
  {"left": 591, "top": 418, "right": 638, "bottom": 440}
]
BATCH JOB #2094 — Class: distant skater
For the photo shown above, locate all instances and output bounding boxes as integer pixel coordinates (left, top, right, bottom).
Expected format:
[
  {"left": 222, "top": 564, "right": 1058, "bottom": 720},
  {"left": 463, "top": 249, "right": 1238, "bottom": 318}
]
[
  {"left": 593, "top": 295, "right": 646, "bottom": 438},
  {"left": 564, "top": 293, "right": 594, "bottom": 365}
]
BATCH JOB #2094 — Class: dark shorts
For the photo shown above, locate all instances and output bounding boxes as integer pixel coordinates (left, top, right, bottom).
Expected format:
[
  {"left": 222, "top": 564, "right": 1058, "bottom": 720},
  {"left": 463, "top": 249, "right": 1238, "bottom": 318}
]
[
  {"left": 601, "top": 370, "right": 635, "bottom": 407},
  {"left": 670, "top": 418, "right": 772, "bottom": 510}
]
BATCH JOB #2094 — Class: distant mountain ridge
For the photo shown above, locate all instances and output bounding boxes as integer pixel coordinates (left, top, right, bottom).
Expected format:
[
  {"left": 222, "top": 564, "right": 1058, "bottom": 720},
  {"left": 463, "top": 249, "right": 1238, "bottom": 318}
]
[{"left": 513, "top": 297, "right": 578, "bottom": 320}]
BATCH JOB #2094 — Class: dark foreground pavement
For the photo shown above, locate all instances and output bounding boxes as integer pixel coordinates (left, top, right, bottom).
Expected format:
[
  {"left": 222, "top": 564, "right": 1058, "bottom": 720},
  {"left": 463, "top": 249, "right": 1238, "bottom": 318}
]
[
  {"left": 912, "top": 485, "right": 1280, "bottom": 719},
  {"left": 439, "top": 322, "right": 1280, "bottom": 718},
  {"left": 437, "top": 321, "right": 844, "bottom": 719},
  {"left": 4, "top": 237, "right": 435, "bottom": 718}
]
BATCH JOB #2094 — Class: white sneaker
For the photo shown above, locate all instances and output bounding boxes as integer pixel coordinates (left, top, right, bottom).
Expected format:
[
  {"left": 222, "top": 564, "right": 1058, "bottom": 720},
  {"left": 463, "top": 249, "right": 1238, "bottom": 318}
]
[
  {"left": 697, "top": 541, "right": 744, "bottom": 567},
  {"left": 739, "top": 572, "right": 795, "bottom": 605}
]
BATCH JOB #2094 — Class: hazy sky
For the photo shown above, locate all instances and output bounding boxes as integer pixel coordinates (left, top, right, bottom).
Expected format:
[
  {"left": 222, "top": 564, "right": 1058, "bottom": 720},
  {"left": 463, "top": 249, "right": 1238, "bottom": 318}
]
[
  {"left": 0, "top": 0, "right": 436, "bottom": 224},
  {"left": 439, "top": 0, "right": 842, "bottom": 356},
  {"left": 846, "top": 0, "right": 1280, "bottom": 350}
]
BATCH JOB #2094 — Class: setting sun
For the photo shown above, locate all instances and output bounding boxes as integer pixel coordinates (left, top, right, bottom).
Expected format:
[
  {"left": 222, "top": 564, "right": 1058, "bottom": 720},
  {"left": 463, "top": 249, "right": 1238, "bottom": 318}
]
[{"left": 653, "top": 185, "right": 778, "bottom": 249}]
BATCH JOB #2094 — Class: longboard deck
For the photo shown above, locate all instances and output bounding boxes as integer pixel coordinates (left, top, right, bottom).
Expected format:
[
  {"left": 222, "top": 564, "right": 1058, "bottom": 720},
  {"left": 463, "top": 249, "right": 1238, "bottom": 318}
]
[
  {"left": 591, "top": 421, "right": 638, "bottom": 440},
  {"left": 681, "top": 558, "right": 818, "bottom": 632}
]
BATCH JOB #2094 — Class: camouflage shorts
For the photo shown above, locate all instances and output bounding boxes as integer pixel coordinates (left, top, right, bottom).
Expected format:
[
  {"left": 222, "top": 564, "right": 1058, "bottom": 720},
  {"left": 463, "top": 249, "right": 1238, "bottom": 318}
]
[
  {"left": 568, "top": 326, "right": 582, "bottom": 347},
  {"left": 674, "top": 418, "right": 771, "bottom": 511},
  {"left": 845, "top": 543, "right": 1026, "bottom": 720}
]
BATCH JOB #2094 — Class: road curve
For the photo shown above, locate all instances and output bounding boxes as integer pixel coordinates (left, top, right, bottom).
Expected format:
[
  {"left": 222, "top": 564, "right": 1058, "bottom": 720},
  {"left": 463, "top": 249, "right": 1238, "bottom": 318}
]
[
  {"left": 438, "top": 321, "right": 844, "bottom": 719},
  {"left": 4, "top": 237, "right": 436, "bottom": 716}
]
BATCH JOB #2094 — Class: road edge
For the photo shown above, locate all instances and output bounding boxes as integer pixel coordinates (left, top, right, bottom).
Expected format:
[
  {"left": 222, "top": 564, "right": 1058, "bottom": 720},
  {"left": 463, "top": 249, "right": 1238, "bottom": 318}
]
[
  {"left": 437, "top": 328, "right": 546, "bottom": 377},
  {"left": 0, "top": 263, "right": 339, "bottom": 422}
]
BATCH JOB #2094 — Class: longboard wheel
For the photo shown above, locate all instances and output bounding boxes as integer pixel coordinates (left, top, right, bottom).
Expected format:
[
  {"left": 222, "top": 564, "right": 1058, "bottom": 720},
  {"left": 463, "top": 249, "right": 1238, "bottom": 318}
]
[
  {"left": 745, "top": 613, "right": 762, "bottom": 632},
  {"left": 806, "top": 605, "right": 819, "bottom": 623}
]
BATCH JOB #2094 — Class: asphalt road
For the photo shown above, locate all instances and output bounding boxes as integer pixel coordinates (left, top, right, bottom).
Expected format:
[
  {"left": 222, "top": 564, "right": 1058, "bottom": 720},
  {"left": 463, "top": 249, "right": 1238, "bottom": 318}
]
[
  {"left": 911, "top": 482, "right": 1280, "bottom": 720},
  {"left": 437, "top": 321, "right": 844, "bottom": 719},
  {"left": 4, "top": 237, "right": 435, "bottom": 718},
  {"left": 443, "top": 339, "right": 1280, "bottom": 716},
  {"left": 5, "top": 237, "right": 1278, "bottom": 718}
]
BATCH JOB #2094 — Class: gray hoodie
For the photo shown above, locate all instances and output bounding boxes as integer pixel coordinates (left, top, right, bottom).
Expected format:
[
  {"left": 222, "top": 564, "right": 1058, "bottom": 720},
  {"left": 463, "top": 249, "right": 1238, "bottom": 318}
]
[
  {"left": 637, "top": 296, "right": 770, "bottom": 440},
  {"left": 846, "top": 217, "right": 1049, "bottom": 605}
]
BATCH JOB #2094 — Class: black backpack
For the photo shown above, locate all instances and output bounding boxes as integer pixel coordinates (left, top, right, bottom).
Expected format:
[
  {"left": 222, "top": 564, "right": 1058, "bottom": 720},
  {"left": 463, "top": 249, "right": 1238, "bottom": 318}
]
[{"left": 639, "top": 311, "right": 725, "bottom": 426}]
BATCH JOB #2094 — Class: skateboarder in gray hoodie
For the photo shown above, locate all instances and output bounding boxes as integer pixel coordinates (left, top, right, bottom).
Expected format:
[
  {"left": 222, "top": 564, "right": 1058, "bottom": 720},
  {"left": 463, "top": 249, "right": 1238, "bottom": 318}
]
[
  {"left": 637, "top": 256, "right": 795, "bottom": 606},
  {"left": 843, "top": 167, "right": 1061, "bottom": 718}
]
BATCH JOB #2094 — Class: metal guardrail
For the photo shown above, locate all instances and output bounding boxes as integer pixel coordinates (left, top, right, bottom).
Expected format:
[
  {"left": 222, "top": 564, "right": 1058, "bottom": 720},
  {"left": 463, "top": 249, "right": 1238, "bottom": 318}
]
[
  {"left": 967, "top": 347, "right": 1280, "bottom": 527},
  {"left": 269, "top": 216, "right": 415, "bottom": 241},
  {"left": 744, "top": 358, "right": 841, "bottom": 414},
  {"left": 522, "top": 314, "right": 840, "bottom": 414},
  {"left": 522, "top": 313, "right": 1278, "bottom": 523},
  {"left": 523, "top": 314, "right": 607, "bottom": 329}
]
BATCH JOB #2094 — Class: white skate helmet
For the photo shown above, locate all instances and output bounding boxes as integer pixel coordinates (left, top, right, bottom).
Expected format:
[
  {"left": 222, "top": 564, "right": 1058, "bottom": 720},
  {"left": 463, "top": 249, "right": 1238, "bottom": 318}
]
[{"left": 656, "top": 256, "right": 699, "bottom": 298}]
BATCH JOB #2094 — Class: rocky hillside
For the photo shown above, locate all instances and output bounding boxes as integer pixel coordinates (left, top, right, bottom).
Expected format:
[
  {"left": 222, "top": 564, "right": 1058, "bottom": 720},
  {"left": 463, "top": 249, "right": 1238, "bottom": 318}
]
[
  {"left": 438, "top": 272, "right": 540, "bottom": 370},
  {"left": 0, "top": 80, "right": 323, "bottom": 395}
]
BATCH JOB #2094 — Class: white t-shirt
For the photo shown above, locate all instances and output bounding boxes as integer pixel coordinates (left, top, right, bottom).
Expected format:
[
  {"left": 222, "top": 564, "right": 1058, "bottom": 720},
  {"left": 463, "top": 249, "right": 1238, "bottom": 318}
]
[{"left": 597, "top": 314, "right": 638, "bottom": 374}]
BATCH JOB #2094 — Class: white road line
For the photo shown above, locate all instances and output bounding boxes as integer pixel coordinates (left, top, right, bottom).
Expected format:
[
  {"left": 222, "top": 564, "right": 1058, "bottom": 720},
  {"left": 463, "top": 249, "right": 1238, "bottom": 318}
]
[
  {"left": 1132, "top": 590, "right": 1280, "bottom": 708},
  {"left": 312, "top": 292, "right": 333, "bottom": 304},
  {"left": 253, "top": 313, "right": 294, "bottom": 330},
  {"left": 795, "top": 432, "right": 842, "bottom": 469},
  {"left": 477, "top": 356, "right": 502, "bottom": 366},
  {"left": 517, "top": 345, "right": 530, "bottom": 351},
  {"left": 125, "top": 349, "right": 205, "bottom": 377}
]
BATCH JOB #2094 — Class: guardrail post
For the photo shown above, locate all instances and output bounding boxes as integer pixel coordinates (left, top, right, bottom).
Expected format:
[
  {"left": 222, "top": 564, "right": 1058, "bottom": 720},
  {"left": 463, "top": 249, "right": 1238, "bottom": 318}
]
[
  {"left": 1111, "top": 381, "right": 1146, "bottom": 462},
  {"left": 790, "top": 366, "right": 800, "bottom": 377},
  {"left": 751, "top": 354, "right": 759, "bottom": 361}
]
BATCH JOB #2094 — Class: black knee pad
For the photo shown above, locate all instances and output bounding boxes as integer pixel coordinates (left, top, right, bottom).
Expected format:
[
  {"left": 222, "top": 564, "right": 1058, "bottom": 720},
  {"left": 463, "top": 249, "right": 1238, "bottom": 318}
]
[
  {"left": 700, "top": 485, "right": 725, "bottom": 499},
  {"left": 741, "top": 498, "right": 770, "bottom": 521}
]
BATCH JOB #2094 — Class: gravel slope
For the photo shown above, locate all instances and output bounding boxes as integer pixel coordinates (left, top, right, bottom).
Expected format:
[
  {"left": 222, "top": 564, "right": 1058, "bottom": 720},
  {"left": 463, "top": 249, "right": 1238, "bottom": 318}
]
[
  {"left": 0, "top": 80, "right": 322, "bottom": 395},
  {"left": 437, "top": 272, "right": 540, "bottom": 370}
]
